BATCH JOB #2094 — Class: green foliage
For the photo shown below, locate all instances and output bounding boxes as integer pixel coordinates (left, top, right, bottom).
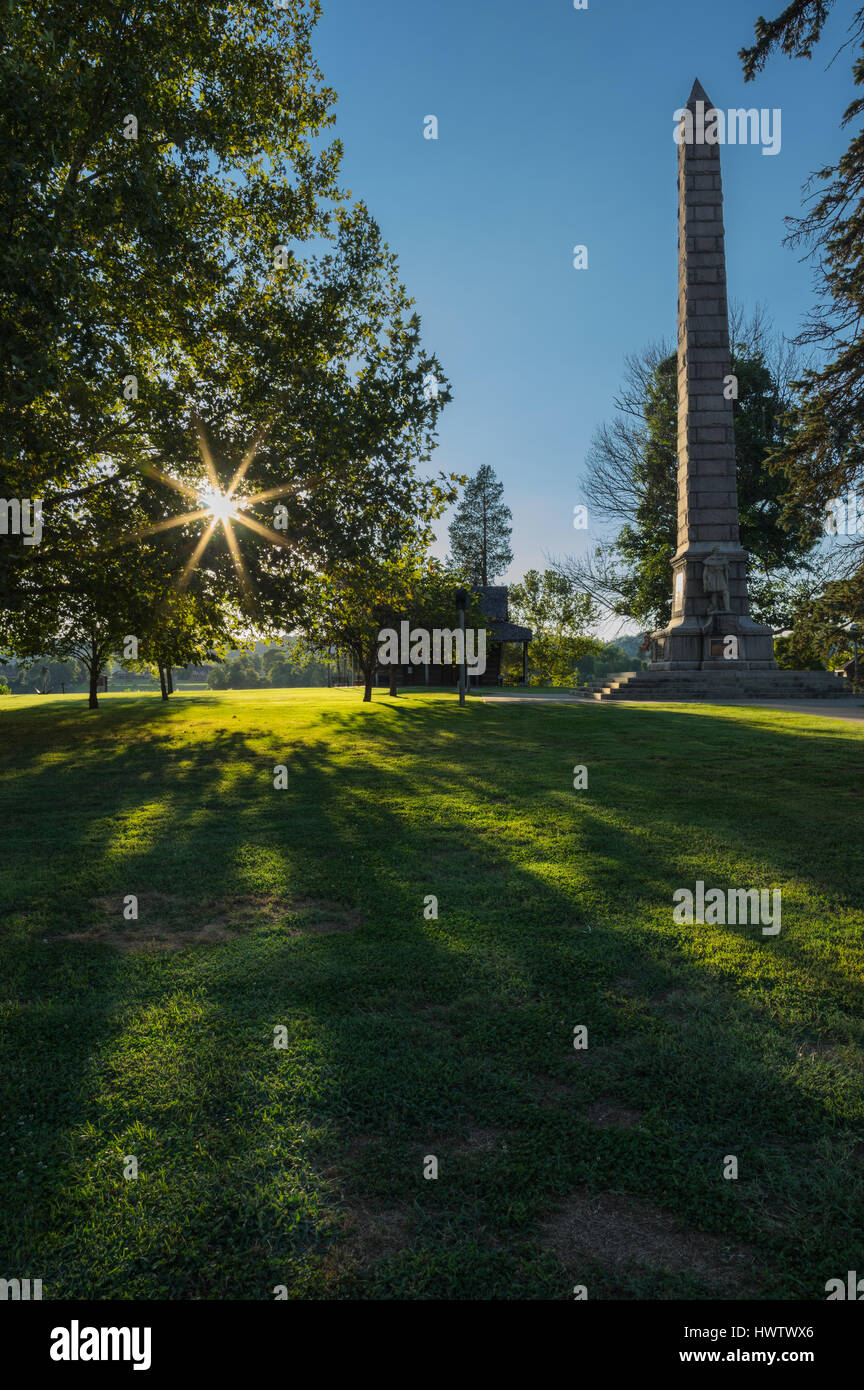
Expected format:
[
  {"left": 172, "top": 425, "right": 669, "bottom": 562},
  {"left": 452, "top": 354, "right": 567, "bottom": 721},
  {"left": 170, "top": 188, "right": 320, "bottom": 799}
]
[
  {"left": 785, "top": 572, "right": 864, "bottom": 675},
  {"left": 0, "top": 4, "right": 456, "bottom": 694},
  {"left": 207, "top": 654, "right": 264, "bottom": 690},
  {"left": 0, "top": 0, "right": 340, "bottom": 499},
  {"left": 0, "top": 471, "right": 235, "bottom": 705},
  {"left": 7, "top": 657, "right": 84, "bottom": 693},
  {"left": 297, "top": 524, "right": 463, "bottom": 700},
  {"left": 506, "top": 568, "right": 599, "bottom": 686},
  {"left": 773, "top": 633, "right": 824, "bottom": 671},
  {"left": 207, "top": 643, "right": 335, "bottom": 689},
  {"left": 260, "top": 641, "right": 335, "bottom": 688}
]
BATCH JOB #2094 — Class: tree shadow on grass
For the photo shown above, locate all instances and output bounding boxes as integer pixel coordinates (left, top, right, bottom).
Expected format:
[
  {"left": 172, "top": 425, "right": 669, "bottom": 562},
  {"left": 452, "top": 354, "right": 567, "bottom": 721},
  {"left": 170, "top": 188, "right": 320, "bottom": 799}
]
[{"left": 1, "top": 694, "right": 863, "bottom": 1298}]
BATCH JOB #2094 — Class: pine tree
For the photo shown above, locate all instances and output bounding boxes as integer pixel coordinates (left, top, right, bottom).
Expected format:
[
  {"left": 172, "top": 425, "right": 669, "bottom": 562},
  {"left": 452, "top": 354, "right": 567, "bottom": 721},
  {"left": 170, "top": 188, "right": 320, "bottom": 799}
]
[
  {"left": 739, "top": 2, "right": 864, "bottom": 575},
  {"left": 447, "top": 465, "right": 513, "bottom": 586}
]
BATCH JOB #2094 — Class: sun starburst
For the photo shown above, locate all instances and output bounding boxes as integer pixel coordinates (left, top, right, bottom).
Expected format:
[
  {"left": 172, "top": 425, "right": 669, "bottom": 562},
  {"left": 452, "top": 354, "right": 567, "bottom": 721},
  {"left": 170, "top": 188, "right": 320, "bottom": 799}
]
[
  {"left": 198, "top": 485, "right": 243, "bottom": 525},
  {"left": 114, "top": 425, "right": 299, "bottom": 609}
]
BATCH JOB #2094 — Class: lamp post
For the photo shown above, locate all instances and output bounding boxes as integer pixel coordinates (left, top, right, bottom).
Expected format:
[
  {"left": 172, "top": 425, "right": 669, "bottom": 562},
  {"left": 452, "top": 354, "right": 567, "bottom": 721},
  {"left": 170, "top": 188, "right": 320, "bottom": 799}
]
[
  {"left": 841, "top": 619, "right": 860, "bottom": 688},
  {"left": 454, "top": 588, "right": 468, "bottom": 707}
]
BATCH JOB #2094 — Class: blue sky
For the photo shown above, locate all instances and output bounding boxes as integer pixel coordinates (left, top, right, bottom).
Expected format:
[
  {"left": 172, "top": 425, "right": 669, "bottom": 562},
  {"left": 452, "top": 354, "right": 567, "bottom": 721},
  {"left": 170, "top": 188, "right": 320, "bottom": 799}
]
[{"left": 314, "top": 0, "right": 852, "bottom": 611}]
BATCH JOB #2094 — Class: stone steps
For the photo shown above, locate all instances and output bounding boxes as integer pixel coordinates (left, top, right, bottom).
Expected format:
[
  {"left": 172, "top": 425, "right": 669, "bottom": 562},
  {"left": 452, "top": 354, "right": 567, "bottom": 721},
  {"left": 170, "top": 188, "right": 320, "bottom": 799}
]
[{"left": 590, "top": 670, "right": 856, "bottom": 702}]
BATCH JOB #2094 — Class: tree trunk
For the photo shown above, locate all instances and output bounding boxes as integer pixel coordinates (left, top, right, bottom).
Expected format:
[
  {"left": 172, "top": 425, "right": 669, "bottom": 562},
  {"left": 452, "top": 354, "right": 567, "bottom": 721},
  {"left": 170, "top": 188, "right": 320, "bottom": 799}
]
[
  {"left": 166, "top": 665, "right": 174, "bottom": 694},
  {"left": 388, "top": 666, "right": 398, "bottom": 697},
  {"left": 482, "top": 511, "right": 488, "bottom": 586},
  {"left": 158, "top": 662, "right": 169, "bottom": 701},
  {"left": 363, "top": 671, "right": 373, "bottom": 702},
  {"left": 88, "top": 665, "right": 99, "bottom": 709}
]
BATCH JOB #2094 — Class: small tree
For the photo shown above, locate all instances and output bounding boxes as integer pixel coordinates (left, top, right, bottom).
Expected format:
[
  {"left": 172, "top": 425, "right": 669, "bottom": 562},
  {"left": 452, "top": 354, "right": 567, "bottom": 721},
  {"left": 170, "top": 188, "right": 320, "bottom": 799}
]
[
  {"left": 299, "top": 551, "right": 469, "bottom": 702},
  {"left": 298, "top": 550, "right": 426, "bottom": 703},
  {"left": 506, "top": 568, "right": 598, "bottom": 686}
]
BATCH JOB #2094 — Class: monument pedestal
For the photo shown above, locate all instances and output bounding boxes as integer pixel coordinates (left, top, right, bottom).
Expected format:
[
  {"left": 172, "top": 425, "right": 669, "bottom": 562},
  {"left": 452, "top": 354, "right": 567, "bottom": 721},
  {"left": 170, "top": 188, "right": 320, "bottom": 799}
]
[
  {"left": 651, "top": 608, "right": 777, "bottom": 671},
  {"left": 651, "top": 539, "right": 776, "bottom": 671}
]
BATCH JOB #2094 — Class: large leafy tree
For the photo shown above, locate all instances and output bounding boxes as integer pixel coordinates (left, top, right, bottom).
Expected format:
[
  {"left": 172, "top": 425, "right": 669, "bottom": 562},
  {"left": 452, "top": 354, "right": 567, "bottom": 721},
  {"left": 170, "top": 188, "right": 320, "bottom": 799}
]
[
  {"left": 0, "top": 0, "right": 344, "bottom": 651},
  {"left": 0, "top": 0, "right": 340, "bottom": 501},
  {"left": 117, "top": 204, "right": 457, "bottom": 652},
  {"left": 1, "top": 4, "right": 455, "bottom": 678},
  {"left": 740, "top": 2, "right": 864, "bottom": 579},
  {"left": 447, "top": 464, "right": 513, "bottom": 586},
  {"left": 558, "top": 322, "right": 815, "bottom": 630},
  {"left": 0, "top": 209, "right": 455, "bottom": 694}
]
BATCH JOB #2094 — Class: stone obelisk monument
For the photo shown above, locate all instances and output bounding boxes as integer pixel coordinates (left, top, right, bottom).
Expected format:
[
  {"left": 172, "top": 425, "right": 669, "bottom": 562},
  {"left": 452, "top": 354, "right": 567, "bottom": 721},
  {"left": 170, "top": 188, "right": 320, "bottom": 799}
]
[{"left": 651, "top": 79, "right": 776, "bottom": 670}]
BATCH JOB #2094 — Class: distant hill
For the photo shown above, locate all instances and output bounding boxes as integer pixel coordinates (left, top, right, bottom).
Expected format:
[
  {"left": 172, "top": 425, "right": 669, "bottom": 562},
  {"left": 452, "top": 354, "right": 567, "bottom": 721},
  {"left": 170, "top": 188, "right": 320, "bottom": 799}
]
[{"left": 614, "top": 634, "right": 646, "bottom": 659}]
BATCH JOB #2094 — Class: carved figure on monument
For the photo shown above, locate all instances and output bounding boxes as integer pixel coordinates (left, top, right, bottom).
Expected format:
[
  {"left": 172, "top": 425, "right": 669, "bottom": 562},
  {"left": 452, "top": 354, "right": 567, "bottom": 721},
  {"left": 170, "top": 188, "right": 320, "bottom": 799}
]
[{"left": 702, "top": 548, "right": 730, "bottom": 613}]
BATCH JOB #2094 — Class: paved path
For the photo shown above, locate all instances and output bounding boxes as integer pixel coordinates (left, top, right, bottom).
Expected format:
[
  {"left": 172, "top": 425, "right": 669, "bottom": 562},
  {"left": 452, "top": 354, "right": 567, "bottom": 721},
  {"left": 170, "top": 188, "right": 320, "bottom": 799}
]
[
  {"left": 480, "top": 691, "right": 585, "bottom": 704},
  {"left": 481, "top": 692, "right": 864, "bottom": 723}
]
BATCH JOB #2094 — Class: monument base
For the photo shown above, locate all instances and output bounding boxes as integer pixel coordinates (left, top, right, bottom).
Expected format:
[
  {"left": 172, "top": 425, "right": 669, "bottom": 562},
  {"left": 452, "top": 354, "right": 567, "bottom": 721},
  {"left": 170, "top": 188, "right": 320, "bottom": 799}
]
[{"left": 649, "top": 610, "right": 777, "bottom": 671}]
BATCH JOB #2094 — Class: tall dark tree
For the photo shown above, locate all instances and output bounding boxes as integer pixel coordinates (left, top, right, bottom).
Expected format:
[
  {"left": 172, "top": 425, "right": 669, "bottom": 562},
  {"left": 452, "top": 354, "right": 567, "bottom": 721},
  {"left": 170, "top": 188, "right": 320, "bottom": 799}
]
[
  {"left": 740, "top": 1, "right": 864, "bottom": 577},
  {"left": 447, "top": 465, "right": 513, "bottom": 586},
  {"left": 557, "top": 320, "right": 815, "bottom": 630}
]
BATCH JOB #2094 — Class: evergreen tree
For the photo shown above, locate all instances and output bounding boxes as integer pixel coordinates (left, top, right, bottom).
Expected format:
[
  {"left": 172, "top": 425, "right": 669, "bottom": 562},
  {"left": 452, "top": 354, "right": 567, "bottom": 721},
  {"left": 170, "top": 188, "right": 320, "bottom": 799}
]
[{"left": 447, "top": 465, "right": 513, "bottom": 586}]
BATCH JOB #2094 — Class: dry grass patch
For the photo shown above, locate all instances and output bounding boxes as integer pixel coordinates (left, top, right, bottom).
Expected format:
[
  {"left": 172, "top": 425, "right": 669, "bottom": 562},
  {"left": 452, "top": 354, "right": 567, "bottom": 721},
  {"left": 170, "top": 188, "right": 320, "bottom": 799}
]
[
  {"left": 455, "top": 1126, "right": 504, "bottom": 1155},
  {"left": 585, "top": 1100, "right": 644, "bottom": 1130},
  {"left": 56, "top": 892, "right": 362, "bottom": 952},
  {"left": 321, "top": 1200, "right": 415, "bottom": 1277},
  {"left": 794, "top": 1037, "right": 846, "bottom": 1062},
  {"left": 539, "top": 1190, "right": 757, "bottom": 1294}
]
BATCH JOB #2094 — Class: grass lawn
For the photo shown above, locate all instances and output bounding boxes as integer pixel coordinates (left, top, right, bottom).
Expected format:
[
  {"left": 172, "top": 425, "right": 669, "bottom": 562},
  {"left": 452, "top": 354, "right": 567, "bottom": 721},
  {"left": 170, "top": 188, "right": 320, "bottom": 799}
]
[{"left": 1, "top": 687, "right": 863, "bottom": 1300}]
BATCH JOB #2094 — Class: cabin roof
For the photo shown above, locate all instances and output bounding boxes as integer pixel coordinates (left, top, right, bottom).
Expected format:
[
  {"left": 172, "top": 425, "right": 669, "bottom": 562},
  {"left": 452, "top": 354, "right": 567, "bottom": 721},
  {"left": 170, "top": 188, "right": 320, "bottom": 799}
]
[{"left": 474, "top": 585, "right": 533, "bottom": 642}]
